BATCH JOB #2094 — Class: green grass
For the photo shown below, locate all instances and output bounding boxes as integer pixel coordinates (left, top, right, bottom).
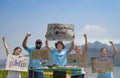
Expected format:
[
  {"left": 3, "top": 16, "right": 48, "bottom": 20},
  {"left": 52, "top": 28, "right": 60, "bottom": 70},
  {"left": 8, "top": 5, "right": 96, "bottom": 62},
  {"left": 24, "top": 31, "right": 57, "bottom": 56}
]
[
  {"left": 0, "top": 70, "right": 28, "bottom": 78},
  {"left": 0, "top": 70, "right": 71, "bottom": 78},
  {"left": 0, "top": 70, "right": 53, "bottom": 78}
]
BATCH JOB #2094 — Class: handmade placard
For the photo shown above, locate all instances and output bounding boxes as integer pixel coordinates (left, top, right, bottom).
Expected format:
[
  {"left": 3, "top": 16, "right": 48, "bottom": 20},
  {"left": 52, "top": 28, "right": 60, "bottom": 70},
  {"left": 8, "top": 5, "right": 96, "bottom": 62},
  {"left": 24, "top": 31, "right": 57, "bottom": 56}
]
[
  {"left": 6, "top": 55, "right": 29, "bottom": 71},
  {"left": 67, "top": 54, "right": 88, "bottom": 68},
  {"left": 46, "top": 23, "right": 74, "bottom": 41},
  {"left": 91, "top": 57, "right": 113, "bottom": 73},
  {"left": 32, "top": 50, "right": 48, "bottom": 60}
]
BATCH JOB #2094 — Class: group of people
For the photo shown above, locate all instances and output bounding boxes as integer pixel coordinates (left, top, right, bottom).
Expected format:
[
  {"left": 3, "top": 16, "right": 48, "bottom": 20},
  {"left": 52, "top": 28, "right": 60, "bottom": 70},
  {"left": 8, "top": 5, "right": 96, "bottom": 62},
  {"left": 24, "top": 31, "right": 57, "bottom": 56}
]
[{"left": 2, "top": 33, "right": 117, "bottom": 78}]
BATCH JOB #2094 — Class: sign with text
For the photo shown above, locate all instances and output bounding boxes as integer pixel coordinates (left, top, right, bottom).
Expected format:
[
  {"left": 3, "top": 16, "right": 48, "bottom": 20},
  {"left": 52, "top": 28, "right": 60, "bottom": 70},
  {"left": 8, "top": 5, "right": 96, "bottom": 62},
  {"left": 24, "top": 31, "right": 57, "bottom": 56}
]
[
  {"left": 46, "top": 23, "right": 74, "bottom": 41},
  {"left": 32, "top": 50, "right": 48, "bottom": 60},
  {"left": 67, "top": 54, "right": 88, "bottom": 68},
  {"left": 91, "top": 57, "right": 113, "bottom": 73},
  {"left": 6, "top": 55, "right": 29, "bottom": 71}
]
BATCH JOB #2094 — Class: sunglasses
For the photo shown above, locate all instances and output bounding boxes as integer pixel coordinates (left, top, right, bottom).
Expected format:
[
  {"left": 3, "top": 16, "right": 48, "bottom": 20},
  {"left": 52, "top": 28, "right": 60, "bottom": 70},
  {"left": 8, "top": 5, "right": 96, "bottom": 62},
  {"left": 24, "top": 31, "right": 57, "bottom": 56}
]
[{"left": 36, "top": 42, "right": 42, "bottom": 44}]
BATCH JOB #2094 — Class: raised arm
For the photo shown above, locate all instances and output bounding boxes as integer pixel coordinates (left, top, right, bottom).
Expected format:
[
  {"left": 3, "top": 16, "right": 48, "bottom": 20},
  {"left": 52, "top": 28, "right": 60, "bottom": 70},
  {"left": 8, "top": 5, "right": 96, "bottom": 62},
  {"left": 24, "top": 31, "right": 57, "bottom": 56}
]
[
  {"left": 45, "top": 36, "right": 52, "bottom": 51},
  {"left": 109, "top": 41, "right": 117, "bottom": 56},
  {"left": 2, "top": 37, "right": 9, "bottom": 56},
  {"left": 69, "top": 40, "right": 74, "bottom": 52},
  {"left": 69, "top": 34, "right": 75, "bottom": 52},
  {"left": 83, "top": 34, "right": 88, "bottom": 54},
  {"left": 22, "top": 34, "right": 31, "bottom": 50}
]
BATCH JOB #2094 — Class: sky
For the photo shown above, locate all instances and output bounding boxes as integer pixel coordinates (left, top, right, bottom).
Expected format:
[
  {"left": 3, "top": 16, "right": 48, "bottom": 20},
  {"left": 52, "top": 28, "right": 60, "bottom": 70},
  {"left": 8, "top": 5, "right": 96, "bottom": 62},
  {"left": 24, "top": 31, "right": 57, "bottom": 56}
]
[{"left": 0, "top": 0, "right": 120, "bottom": 59}]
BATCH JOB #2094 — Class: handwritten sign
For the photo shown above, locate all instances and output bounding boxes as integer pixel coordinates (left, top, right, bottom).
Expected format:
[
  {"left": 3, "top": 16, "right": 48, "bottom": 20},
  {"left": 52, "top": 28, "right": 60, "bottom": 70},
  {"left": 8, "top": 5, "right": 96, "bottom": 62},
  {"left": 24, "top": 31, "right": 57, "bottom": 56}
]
[
  {"left": 46, "top": 23, "right": 74, "bottom": 41},
  {"left": 67, "top": 54, "right": 88, "bottom": 68},
  {"left": 32, "top": 50, "right": 48, "bottom": 60},
  {"left": 91, "top": 57, "right": 113, "bottom": 73},
  {"left": 6, "top": 55, "right": 29, "bottom": 72}
]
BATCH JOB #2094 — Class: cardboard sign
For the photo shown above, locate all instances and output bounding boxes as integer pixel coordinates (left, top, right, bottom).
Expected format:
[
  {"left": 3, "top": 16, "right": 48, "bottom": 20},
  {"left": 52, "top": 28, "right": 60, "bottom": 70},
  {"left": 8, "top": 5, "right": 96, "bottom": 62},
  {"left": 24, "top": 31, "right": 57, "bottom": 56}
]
[
  {"left": 6, "top": 55, "right": 29, "bottom": 72},
  {"left": 32, "top": 50, "right": 48, "bottom": 60},
  {"left": 67, "top": 54, "right": 88, "bottom": 68},
  {"left": 46, "top": 23, "right": 74, "bottom": 41},
  {"left": 91, "top": 57, "right": 113, "bottom": 73}
]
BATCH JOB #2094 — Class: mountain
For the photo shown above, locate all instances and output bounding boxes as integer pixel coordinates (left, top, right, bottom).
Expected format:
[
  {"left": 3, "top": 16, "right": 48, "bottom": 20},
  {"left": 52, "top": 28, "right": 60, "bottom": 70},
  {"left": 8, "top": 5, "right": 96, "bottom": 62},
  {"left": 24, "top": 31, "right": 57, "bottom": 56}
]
[
  {"left": 64, "top": 41, "right": 120, "bottom": 66},
  {"left": 1, "top": 41, "right": 119, "bottom": 69}
]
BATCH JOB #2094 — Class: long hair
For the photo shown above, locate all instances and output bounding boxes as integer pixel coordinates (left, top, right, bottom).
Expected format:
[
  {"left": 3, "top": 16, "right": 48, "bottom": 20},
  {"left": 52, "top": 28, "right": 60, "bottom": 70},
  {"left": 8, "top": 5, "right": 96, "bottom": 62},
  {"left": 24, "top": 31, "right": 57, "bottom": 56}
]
[{"left": 12, "top": 47, "right": 22, "bottom": 55}]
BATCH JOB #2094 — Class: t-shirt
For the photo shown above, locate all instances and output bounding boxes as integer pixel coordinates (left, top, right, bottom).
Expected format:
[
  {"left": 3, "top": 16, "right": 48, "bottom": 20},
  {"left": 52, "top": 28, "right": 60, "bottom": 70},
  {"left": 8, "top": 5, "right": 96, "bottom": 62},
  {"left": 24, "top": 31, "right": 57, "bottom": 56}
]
[
  {"left": 27, "top": 46, "right": 42, "bottom": 72},
  {"left": 97, "top": 55, "right": 114, "bottom": 78},
  {"left": 51, "top": 49, "right": 70, "bottom": 66},
  {"left": 7, "top": 54, "right": 21, "bottom": 78}
]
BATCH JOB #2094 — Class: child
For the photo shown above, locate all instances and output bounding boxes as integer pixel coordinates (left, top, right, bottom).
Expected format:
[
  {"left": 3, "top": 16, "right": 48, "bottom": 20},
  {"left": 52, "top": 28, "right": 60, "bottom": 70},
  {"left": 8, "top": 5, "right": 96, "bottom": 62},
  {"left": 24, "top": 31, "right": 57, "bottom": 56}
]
[
  {"left": 2, "top": 37, "right": 22, "bottom": 78},
  {"left": 97, "top": 41, "right": 117, "bottom": 78},
  {"left": 46, "top": 36, "right": 74, "bottom": 78},
  {"left": 71, "top": 34, "right": 88, "bottom": 78}
]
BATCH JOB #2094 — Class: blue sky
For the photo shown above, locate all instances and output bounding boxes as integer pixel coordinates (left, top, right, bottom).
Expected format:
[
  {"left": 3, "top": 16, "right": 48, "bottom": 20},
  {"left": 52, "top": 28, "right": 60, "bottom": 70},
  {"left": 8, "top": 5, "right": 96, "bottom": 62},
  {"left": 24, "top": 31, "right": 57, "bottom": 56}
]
[{"left": 0, "top": 0, "right": 120, "bottom": 59}]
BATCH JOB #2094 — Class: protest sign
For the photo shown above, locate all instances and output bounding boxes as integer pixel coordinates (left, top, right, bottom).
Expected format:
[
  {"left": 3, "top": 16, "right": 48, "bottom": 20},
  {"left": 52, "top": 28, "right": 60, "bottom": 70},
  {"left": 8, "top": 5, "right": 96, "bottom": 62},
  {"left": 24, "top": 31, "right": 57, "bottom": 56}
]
[
  {"left": 46, "top": 23, "right": 74, "bottom": 41},
  {"left": 32, "top": 50, "right": 48, "bottom": 60},
  {"left": 67, "top": 54, "right": 88, "bottom": 68},
  {"left": 6, "top": 55, "right": 29, "bottom": 71},
  {"left": 91, "top": 57, "right": 113, "bottom": 73}
]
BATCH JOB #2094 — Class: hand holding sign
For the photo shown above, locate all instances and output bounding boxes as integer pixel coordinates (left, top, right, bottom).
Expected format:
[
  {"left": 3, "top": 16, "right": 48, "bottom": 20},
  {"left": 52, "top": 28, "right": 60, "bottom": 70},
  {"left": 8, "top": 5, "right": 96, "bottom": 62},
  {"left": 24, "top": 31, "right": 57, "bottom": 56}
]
[{"left": 32, "top": 50, "right": 48, "bottom": 60}]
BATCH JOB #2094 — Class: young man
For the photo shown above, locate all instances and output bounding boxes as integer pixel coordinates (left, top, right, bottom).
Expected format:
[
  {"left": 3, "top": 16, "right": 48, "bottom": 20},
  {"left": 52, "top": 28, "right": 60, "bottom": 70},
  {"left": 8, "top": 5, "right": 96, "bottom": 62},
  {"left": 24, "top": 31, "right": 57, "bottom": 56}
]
[{"left": 22, "top": 34, "right": 44, "bottom": 78}]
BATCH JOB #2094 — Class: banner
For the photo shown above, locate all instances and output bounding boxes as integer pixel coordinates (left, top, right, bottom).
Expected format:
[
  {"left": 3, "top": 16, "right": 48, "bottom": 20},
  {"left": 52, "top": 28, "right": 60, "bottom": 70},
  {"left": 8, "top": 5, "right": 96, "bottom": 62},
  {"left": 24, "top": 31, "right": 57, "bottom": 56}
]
[
  {"left": 32, "top": 50, "right": 48, "bottom": 60},
  {"left": 67, "top": 54, "right": 88, "bottom": 68},
  {"left": 91, "top": 57, "right": 113, "bottom": 73},
  {"left": 46, "top": 23, "right": 74, "bottom": 41},
  {"left": 6, "top": 55, "right": 29, "bottom": 71}
]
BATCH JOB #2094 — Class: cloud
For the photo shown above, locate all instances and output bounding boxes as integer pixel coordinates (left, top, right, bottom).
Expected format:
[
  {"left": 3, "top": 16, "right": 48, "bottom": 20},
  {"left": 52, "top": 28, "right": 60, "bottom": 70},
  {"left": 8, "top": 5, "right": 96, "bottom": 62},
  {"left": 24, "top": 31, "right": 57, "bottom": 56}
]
[
  {"left": 81, "top": 24, "right": 106, "bottom": 34},
  {"left": 80, "top": 24, "right": 107, "bottom": 38},
  {"left": 74, "top": 24, "right": 109, "bottom": 45}
]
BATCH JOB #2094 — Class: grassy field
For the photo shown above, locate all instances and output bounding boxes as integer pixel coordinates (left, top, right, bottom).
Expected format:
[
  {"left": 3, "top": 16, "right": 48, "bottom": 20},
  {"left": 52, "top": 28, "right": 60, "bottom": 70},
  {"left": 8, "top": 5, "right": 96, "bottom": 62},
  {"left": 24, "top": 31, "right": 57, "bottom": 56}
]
[
  {"left": 0, "top": 70, "right": 71, "bottom": 78},
  {"left": 0, "top": 70, "right": 28, "bottom": 78}
]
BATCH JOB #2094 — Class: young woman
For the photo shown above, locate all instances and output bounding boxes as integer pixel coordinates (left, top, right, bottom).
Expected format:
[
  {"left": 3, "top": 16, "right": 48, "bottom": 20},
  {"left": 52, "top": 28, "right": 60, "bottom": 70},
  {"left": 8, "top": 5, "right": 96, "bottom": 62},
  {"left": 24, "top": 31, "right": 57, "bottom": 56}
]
[
  {"left": 45, "top": 35, "right": 74, "bottom": 78},
  {"left": 71, "top": 34, "right": 88, "bottom": 78},
  {"left": 2, "top": 37, "right": 22, "bottom": 78},
  {"left": 97, "top": 41, "right": 117, "bottom": 78}
]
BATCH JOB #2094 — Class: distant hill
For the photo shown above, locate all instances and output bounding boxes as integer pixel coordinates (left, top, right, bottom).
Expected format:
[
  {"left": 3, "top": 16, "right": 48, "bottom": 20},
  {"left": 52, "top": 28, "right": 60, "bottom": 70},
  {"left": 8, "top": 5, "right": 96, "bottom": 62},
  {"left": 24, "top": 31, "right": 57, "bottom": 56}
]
[
  {"left": 79, "top": 41, "right": 120, "bottom": 66},
  {"left": 1, "top": 41, "right": 120, "bottom": 69},
  {"left": 64, "top": 41, "right": 120, "bottom": 66}
]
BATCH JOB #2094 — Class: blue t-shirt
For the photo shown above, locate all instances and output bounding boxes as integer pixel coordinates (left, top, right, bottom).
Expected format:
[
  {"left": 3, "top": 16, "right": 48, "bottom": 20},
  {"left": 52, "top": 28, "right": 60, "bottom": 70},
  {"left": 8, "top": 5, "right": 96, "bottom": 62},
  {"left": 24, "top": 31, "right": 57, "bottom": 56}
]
[
  {"left": 51, "top": 49, "right": 70, "bottom": 66},
  {"left": 97, "top": 55, "right": 114, "bottom": 78},
  {"left": 27, "top": 47, "right": 42, "bottom": 72}
]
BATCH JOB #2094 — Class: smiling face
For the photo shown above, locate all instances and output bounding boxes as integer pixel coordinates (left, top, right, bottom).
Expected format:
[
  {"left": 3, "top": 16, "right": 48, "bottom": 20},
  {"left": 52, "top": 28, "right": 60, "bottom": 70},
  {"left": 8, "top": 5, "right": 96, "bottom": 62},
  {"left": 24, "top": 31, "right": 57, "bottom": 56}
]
[
  {"left": 55, "top": 41, "right": 65, "bottom": 51},
  {"left": 13, "top": 47, "right": 21, "bottom": 56},
  {"left": 100, "top": 48, "right": 108, "bottom": 57},
  {"left": 75, "top": 46, "right": 82, "bottom": 54},
  {"left": 56, "top": 43, "right": 63, "bottom": 51}
]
